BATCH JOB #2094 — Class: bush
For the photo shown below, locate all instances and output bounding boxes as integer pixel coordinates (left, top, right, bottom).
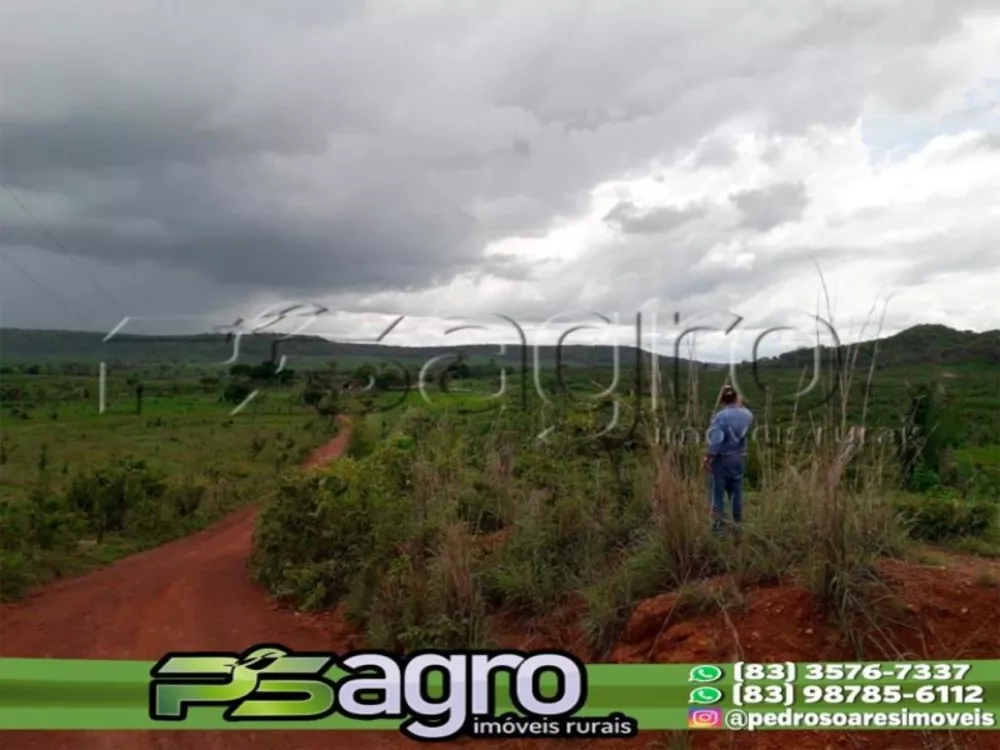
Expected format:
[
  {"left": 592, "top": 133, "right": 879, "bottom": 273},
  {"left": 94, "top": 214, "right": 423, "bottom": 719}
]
[
  {"left": 0, "top": 481, "right": 85, "bottom": 599},
  {"left": 252, "top": 441, "right": 416, "bottom": 610},
  {"left": 895, "top": 495, "right": 998, "bottom": 542},
  {"left": 345, "top": 417, "right": 380, "bottom": 459},
  {"left": 301, "top": 387, "right": 324, "bottom": 406},
  {"left": 250, "top": 402, "right": 957, "bottom": 657},
  {"left": 906, "top": 465, "right": 940, "bottom": 493},
  {"left": 66, "top": 458, "right": 168, "bottom": 541},
  {"left": 222, "top": 382, "right": 252, "bottom": 405}
]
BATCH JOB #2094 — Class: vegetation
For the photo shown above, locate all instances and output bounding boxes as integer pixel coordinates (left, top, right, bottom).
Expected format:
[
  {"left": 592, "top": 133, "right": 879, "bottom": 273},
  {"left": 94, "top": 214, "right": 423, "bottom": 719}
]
[
  {"left": 0, "top": 364, "right": 330, "bottom": 599},
  {"left": 3, "top": 322, "right": 998, "bottom": 666},
  {"left": 245, "top": 322, "right": 999, "bottom": 657}
]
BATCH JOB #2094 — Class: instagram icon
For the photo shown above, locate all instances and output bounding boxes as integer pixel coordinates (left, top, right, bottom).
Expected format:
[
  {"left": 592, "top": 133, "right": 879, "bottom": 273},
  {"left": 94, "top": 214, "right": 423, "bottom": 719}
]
[{"left": 688, "top": 708, "right": 723, "bottom": 729}]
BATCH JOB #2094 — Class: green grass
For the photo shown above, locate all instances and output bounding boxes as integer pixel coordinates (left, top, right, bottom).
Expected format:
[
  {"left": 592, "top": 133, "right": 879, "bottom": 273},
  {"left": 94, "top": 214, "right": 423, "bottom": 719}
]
[
  {"left": 3, "top": 349, "right": 998, "bottom": 668},
  {"left": 251, "top": 358, "right": 1000, "bottom": 660},
  {"left": 2, "top": 392, "right": 319, "bottom": 494},
  {"left": 0, "top": 388, "right": 330, "bottom": 599}
]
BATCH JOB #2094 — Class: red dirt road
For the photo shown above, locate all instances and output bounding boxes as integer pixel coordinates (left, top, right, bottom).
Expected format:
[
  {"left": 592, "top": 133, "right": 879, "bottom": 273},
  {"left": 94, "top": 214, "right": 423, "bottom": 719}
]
[
  {"left": 0, "top": 419, "right": 655, "bottom": 749},
  {"left": 0, "top": 419, "right": 407, "bottom": 749},
  {"left": 4, "top": 416, "right": 999, "bottom": 749}
]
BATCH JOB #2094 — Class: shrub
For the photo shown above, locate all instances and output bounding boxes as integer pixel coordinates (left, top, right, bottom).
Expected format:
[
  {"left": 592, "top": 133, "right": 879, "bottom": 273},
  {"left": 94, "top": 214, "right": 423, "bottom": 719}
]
[
  {"left": 222, "top": 382, "right": 252, "bottom": 405},
  {"left": 906, "top": 465, "right": 940, "bottom": 493},
  {"left": 252, "top": 441, "right": 416, "bottom": 610},
  {"left": 251, "top": 400, "right": 950, "bottom": 657},
  {"left": 345, "top": 417, "right": 380, "bottom": 459},
  {"left": 0, "top": 482, "right": 85, "bottom": 599},
  {"left": 66, "top": 458, "right": 168, "bottom": 541},
  {"left": 895, "top": 495, "right": 998, "bottom": 542}
]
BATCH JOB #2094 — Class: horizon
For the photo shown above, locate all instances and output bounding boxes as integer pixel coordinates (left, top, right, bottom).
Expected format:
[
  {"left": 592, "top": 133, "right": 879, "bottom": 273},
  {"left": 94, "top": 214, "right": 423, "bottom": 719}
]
[
  {"left": 3, "top": 3, "right": 1000, "bottom": 346},
  {"left": 3, "top": 319, "right": 995, "bottom": 367}
]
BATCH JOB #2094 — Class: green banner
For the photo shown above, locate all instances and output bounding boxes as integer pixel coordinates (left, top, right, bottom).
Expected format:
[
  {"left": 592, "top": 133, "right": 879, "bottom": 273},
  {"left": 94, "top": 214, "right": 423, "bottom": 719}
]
[{"left": 1, "top": 650, "right": 998, "bottom": 736}]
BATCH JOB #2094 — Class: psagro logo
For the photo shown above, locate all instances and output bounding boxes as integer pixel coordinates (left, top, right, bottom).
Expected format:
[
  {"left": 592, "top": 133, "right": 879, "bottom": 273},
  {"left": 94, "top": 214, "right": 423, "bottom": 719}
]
[{"left": 149, "top": 644, "right": 593, "bottom": 741}]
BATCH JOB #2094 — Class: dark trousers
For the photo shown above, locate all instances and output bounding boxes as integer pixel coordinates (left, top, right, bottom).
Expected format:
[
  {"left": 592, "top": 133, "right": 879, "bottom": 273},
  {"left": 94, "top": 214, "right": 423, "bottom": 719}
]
[{"left": 710, "top": 454, "right": 745, "bottom": 534}]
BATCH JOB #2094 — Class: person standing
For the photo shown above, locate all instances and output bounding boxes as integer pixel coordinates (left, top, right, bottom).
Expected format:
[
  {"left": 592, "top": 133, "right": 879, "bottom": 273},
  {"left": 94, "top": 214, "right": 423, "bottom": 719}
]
[{"left": 703, "top": 385, "right": 754, "bottom": 536}]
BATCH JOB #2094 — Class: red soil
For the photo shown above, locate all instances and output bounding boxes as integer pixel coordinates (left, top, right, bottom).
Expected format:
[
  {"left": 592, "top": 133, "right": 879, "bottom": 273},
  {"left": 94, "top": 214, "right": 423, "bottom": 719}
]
[
  {"left": 489, "top": 557, "right": 1000, "bottom": 750},
  {"left": 2, "top": 419, "right": 998, "bottom": 748}
]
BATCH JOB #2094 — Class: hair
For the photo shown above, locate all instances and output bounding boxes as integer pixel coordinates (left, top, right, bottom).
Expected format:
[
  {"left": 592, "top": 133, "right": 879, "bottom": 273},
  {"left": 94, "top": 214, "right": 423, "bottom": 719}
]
[{"left": 719, "top": 386, "right": 738, "bottom": 405}]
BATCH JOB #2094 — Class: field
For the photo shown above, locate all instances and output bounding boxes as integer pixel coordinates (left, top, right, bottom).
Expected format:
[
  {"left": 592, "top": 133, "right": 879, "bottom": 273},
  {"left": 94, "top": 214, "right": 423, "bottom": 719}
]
[
  {"left": 253, "top": 358, "right": 1000, "bottom": 639},
  {"left": 1, "top": 329, "right": 999, "bottom": 749},
  {"left": 0, "top": 372, "right": 333, "bottom": 599}
]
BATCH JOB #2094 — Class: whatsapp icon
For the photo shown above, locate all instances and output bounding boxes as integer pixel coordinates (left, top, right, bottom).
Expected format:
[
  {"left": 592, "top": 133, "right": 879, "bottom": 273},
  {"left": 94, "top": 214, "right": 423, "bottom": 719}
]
[
  {"left": 689, "top": 686, "right": 724, "bottom": 705},
  {"left": 688, "top": 665, "right": 723, "bottom": 683}
]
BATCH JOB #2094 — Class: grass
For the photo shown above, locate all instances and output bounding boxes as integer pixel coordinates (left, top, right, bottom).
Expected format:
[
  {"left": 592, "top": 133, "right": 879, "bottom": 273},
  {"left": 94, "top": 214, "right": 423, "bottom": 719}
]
[
  {"left": 0, "top": 323, "right": 995, "bottom": 750},
  {"left": 0, "top": 388, "right": 329, "bottom": 599},
  {"left": 3, "top": 341, "right": 999, "bottom": 671},
  {"left": 252, "top": 393, "right": 997, "bottom": 660},
  {"left": 247, "top": 315, "right": 1000, "bottom": 664}
]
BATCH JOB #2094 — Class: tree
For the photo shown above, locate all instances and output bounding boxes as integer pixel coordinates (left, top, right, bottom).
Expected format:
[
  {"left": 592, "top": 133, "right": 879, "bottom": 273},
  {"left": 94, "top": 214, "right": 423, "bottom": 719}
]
[
  {"left": 230, "top": 364, "right": 254, "bottom": 379},
  {"left": 447, "top": 352, "right": 471, "bottom": 379},
  {"left": 199, "top": 376, "right": 221, "bottom": 393},
  {"left": 223, "top": 382, "right": 252, "bottom": 405},
  {"left": 315, "top": 392, "right": 341, "bottom": 423},
  {"left": 352, "top": 363, "right": 376, "bottom": 388},
  {"left": 301, "top": 364, "right": 341, "bottom": 417},
  {"left": 897, "top": 380, "right": 959, "bottom": 490},
  {"left": 250, "top": 361, "right": 278, "bottom": 381}
]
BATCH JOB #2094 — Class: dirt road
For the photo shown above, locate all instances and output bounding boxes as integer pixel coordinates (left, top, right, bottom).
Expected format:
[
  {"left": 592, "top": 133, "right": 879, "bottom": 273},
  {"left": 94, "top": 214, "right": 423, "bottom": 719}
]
[
  {"left": 0, "top": 418, "right": 415, "bottom": 749},
  {"left": 10, "top": 413, "right": 979, "bottom": 750},
  {"left": 0, "top": 419, "right": 620, "bottom": 749}
]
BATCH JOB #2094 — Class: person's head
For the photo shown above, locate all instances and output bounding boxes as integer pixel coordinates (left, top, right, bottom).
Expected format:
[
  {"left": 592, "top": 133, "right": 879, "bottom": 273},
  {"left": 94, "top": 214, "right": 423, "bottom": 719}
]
[{"left": 719, "top": 385, "right": 739, "bottom": 406}]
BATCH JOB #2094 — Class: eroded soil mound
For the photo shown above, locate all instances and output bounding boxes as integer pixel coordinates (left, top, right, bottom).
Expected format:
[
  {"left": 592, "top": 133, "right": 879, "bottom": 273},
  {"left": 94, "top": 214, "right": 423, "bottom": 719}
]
[{"left": 589, "top": 557, "right": 999, "bottom": 749}]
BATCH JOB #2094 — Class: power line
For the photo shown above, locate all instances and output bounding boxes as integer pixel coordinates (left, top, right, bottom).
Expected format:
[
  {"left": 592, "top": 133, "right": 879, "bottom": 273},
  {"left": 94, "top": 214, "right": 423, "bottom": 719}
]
[
  {"left": 0, "top": 184, "right": 130, "bottom": 318},
  {"left": 0, "top": 248, "right": 103, "bottom": 330}
]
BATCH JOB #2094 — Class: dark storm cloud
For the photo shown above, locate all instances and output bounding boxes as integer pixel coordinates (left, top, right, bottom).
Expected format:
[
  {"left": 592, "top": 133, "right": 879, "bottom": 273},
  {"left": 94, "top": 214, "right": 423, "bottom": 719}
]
[
  {"left": 729, "top": 181, "right": 809, "bottom": 232},
  {"left": 0, "top": 109, "right": 294, "bottom": 177},
  {"left": 0, "top": 186, "right": 484, "bottom": 291},
  {"left": 1, "top": 0, "right": 995, "bottom": 329}
]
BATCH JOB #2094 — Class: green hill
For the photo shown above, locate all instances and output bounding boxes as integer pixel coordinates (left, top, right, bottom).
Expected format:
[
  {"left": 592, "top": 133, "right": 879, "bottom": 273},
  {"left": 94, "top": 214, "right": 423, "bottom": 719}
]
[
  {"left": 757, "top": 324, "right": 1000, "bottom": 370},
  {"left": 1, "top": 323, "right": 997, "bottom": 372},
  {"left": 0, "top": 327, "right": 687, "bottom": 371}
]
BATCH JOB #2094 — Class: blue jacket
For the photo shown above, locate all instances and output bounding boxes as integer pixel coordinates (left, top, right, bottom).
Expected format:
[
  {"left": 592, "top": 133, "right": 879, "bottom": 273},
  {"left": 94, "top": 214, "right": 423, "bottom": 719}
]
[{"left": 706, "top": 405, "right": 754, "bottom": 458}]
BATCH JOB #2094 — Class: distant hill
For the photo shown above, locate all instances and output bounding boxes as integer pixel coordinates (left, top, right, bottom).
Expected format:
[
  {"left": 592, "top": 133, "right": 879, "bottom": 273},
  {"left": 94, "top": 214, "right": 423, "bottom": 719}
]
[
  {"left": 2, "top": 324, "right": 996, "bottom": 371},
  {"left": 0, "top": 327, "right": 692, "bottom": 371},
  {"left": 758, "top": 324, "right": 1000, "bottom": 370}
]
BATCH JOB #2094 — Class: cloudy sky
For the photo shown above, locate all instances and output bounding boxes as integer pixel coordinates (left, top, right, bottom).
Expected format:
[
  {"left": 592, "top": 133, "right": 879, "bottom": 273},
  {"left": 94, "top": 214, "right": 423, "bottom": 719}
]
[{"left": 2, "top": 0, "right": 999, "bottom": 361}]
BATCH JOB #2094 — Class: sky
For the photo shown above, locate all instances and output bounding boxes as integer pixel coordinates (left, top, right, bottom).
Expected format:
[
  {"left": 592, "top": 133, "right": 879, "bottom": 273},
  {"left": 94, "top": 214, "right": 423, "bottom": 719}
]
[{"left": 2, "top": 0, "right": 999, "bottom": 363}]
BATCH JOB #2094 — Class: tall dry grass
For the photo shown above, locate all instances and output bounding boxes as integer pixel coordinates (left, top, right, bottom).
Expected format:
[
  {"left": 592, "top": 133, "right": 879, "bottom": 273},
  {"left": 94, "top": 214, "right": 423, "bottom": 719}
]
[{"left": 253, "top": 286, "right": 967, "bottom": 658}]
